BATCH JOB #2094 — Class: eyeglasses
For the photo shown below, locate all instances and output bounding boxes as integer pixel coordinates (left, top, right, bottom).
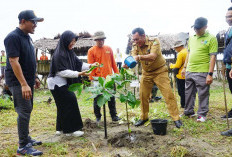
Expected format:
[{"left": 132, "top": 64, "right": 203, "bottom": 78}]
[
  {"left": 95, "top": 39, "right": 104, "bottom": 41},
  {"left": 29, "top": 20, "right": 37, "bottom": 25}
]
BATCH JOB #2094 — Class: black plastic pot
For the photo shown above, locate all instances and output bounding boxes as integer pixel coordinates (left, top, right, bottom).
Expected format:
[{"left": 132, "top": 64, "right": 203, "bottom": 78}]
[{"left": 150, "top": 119, "right": 168, "bottom": 135}]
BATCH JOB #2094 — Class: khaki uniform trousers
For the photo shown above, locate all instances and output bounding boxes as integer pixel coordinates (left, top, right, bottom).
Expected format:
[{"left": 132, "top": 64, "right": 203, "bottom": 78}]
[{"left": 139, "top": 66, "right": 180, "bottom": 121}]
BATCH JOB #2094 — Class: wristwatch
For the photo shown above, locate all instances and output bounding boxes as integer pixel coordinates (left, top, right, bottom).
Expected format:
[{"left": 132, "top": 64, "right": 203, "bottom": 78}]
[{"left": 208, "top": 72, "right": 213, "bottom": 76}]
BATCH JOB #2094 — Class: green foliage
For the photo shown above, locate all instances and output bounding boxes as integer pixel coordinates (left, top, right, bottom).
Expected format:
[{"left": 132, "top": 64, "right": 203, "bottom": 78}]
[
  {"left": 43, "top": 142, "right": 68, "bottom": 155},
  {"left": 98, "top": 77, "right": 105, "bottom": 86},
  {"left": 0, "top": 95, "right": 13, "bottom": 109},
  {"left": 68, "top": 83, "right": 83, "bottom": 96},
  {"left": 83, "top": 80, "right": 91, "bottom": 86},
  {"left": 87, "top": 68, "right": 140, "bottom": 108},
  {"left": 87, "top": 63, "right": 103, "bottom": 73},
  {"left": 170, "top": 146, "right": 189, "bottom": 157},
  {"left": 120, "top": 91, "right": 140, "bottom": 108},
  {"left": 86, "top": 76, "right": 115, "bottom": 107},
  {"left": 96, "top": 95, "right": 108, "bottom": 107}
]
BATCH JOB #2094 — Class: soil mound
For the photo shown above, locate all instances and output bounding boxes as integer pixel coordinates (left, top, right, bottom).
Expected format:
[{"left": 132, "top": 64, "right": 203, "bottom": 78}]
[{"left": 108, "top": 130, "right": 155, "bottom": 148}]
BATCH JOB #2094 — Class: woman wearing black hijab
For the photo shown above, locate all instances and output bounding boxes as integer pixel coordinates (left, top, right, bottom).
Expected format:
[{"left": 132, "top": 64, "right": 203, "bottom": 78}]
[{"left": 47, "top": 31, "right": 98, "bottom": 136}]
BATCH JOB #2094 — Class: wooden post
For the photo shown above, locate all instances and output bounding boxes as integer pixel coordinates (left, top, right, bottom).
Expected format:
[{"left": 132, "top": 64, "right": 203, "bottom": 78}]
[
  {"left": 215, "top": 60, "right": 221, "bottom": 80},
  {"left": 103, "top": 104, "right": 107, "bottom": 139},
  {"left": 223, "top": 75, "right": 230, "bottom": 129}
]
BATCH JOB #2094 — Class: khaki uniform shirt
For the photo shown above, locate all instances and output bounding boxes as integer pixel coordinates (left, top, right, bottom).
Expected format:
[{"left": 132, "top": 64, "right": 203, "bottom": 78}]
[{"left": 131, "top": 36, "right": 166, "bottom": 72}]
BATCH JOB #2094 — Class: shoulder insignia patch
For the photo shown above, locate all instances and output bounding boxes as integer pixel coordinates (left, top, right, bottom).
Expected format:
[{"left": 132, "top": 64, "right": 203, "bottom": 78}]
[
  {"left": 153, "top": 41, "right": 158, "bottom": 45},
  {"left": 148, "top": 36, "right": 156, "bottom": 41}
]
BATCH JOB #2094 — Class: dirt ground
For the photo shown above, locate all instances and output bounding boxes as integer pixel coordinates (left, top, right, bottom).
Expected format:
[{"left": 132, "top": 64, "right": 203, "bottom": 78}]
[
  {"left": 1, "top": 80, "right": 232, "bottom": 157},
  {"left": 34, "top": 116, "right": 231, "bottom": 157}
]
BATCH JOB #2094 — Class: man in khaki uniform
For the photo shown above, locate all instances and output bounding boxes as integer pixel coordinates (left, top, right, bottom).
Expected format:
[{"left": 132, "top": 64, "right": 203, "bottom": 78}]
[{"left": 127, "top": 28, "right": 182, "bottom": 128}]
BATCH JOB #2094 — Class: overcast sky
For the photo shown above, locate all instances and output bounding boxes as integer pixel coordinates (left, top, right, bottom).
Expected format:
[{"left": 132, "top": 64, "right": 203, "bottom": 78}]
[{"left": 0, "top": 0, "right": 231, "bottom": 54}]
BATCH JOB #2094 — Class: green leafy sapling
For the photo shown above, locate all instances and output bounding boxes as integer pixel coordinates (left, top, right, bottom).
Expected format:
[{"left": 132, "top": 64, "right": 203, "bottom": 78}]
[{"left": 87, "top": 63, "right": 103, "bottom": 73}]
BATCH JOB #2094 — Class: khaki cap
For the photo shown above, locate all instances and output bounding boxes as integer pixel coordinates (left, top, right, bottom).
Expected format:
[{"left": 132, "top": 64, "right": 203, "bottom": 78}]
[
  {"left": 93, "top": 31, "right": 106, "bottom": 40},
  {"left": 173, "top": 41, "right": 184, "bottom": 48}
]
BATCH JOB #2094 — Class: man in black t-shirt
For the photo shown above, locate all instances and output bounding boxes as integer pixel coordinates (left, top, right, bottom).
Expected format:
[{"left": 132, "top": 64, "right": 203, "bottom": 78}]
[{"left": 4, "top": 10, "right": 44, "bottom": 156}]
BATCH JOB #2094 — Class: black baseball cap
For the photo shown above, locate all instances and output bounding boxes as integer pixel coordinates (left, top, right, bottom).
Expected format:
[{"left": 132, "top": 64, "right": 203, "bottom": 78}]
[
  {"left": 191, "top": 17, "right": 207, "bottom": 29},
  {"left": 18, "top": 10, "right": 44, "bottom": 23}
]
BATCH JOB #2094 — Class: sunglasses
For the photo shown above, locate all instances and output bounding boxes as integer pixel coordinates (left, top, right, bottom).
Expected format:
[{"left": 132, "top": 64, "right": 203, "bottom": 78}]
[{"left": 29, "top": 20, "right": 37, "bottom": 25}]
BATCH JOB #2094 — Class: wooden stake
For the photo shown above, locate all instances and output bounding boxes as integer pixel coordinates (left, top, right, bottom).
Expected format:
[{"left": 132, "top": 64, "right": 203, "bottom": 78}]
[
  {"left": 103, "top": 104, "right": 107, "bottom": 139},
  {"left": 222, "top": 75, "right": 230, "bottom": 129},
  {"left": 126, "top": 101, "right": 131, "bottom": 137}
]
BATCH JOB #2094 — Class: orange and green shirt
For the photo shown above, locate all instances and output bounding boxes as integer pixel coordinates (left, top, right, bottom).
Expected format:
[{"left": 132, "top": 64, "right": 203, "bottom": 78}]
[{"left": 87, "top": 45, "right": 119, "bottom": 80}]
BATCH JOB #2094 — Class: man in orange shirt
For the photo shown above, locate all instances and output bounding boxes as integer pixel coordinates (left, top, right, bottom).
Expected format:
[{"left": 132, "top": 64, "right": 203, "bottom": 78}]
[
  {"left": 88, "top": 31, "right": 121, "bottom": 122},
  {"left": 40, "top": 52, "right": 48, "bottom": 60}
]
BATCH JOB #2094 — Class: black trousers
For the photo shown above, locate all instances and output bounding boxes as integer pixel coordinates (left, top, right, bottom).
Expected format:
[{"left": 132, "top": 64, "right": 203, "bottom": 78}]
[
  {"left": 176, "top": 78, "right": 185, "bottom": 108},
  {"left": 151, "top": 84, "right": 158, "bottom": 99},
  {"left": 94, "top": 95, "right": 117, "bottom": 119},
  {"left": 226, "top": 68, "right": 232, "bottom": 112},
  {"left": 226, "top": 68, "right": 232, "bottom": 93},
  {"left": 117, "top": 62, "right": 122, "bottom": 70},
  {"left": 10, "top": 85, "right": 34, "bottom": 147},
  {"left": 51, "top": 85, "right": 83, "bottom": 133}
]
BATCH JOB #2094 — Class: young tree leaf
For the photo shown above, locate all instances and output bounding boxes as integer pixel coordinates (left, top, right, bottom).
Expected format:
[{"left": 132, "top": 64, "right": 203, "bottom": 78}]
[
  {"left": 87, "top": 63, "right": 104, "bottom": 73},
  {"left": 126, "top": 69, "right": 134, "bottom": 76},
  {"left": 128, "top": 101, "right": 136, "bottom": 108},
  {"left": 98, "top": 77, "right": 105, "bottom": 87},
  {"left": 86, "top": 86, "right": 102, "bottom": 95},
  {"left": 120, "top": 93, "right": 127, "bottom": 103},
  {"left": 135, "top": 100, "right": 140, "bottom": 107},
  {"left": 97, "top": 95, "right": 108, "bottom": 107},
  {"left": 103, "top": 90, "right": 112, "bottom": 101},
  {"left": 68, "top": 83, "right": 83, "bottom": 92},
  {"left": 120, "top": 68, "right": 125, "bottom": 75},
  {"left": 128, "top": 91, "right": 136, "bottom": 103},
  {"left": 114, "top": 80, "right": 122, "bottom": 86},
  {"left": 83, "top": 80, "right": 91, "bottom": 86},
  {"left": 105, "top": 75, "right": 115, "bottom": 88},
  {"left": 121, "top": 80, "right": 131, "bottom": 87},
  {"left": 111, "top": 73, "right": 123, "bottom": 81},
  {"left": 105, "top": 75, "right": 112, "bottom": 83},
  {"left": 105, "top": 80, "right": 115, "bottom": 89},
  {"left": 86, "top": 94, "right": 99, "bottom": 101},
  {"left": 87, "top": 66, "right": 97, "bottom": 73},
  {"left": 117, "top": 85, "right": 123, "bottom": 89},
  {"left": 76, "top": 84, "right": 84, "bottom": 96}
]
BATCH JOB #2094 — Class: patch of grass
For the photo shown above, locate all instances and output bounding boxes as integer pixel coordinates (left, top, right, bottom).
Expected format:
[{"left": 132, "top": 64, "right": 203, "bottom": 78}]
[
  {"left": 1, "top": 80, "right": 232, "bottom": 156},
  {"left": 170, "top": 146, "right": 189, "bottom": 157},
  {"left": 43, "top": 142, "right": 68, "bottom": 155},
  {"left": 0, "top": 144, "right": 18, "bottom": 157}
]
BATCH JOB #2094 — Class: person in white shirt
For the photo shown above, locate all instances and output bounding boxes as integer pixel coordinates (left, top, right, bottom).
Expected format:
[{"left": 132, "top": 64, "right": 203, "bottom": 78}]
[
  {"left": 115, "top": 48, "right": 122, "bottom": 69},
  {"left": 47, "top": 31, "right": 98, "bottom": 137}
]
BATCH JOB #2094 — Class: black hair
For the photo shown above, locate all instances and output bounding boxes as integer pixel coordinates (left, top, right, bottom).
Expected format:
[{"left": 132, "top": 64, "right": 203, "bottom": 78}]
[
  {"left": 228, "top": 6, "right": 232, "bottom": 11},
  {"left": 132, "top": 27, "right": 145, "bottom": 35}
]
